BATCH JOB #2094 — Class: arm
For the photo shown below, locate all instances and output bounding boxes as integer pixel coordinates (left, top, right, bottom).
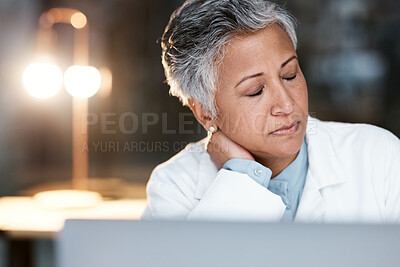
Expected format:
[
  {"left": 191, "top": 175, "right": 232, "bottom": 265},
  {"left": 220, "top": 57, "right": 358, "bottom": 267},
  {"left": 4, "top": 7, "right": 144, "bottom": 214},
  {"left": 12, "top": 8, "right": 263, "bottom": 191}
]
[
  {"left": 142, "top": 136, "right": 286, "bottom": 221},
  {"left": 223, "top": 158, "right": 272, "bottom": 188},
  {"left": 142, "top": 165, "right": 286, "bottom": 221},
  {"left": 187, "top": 168, "right": 286, "bottom": 221}
]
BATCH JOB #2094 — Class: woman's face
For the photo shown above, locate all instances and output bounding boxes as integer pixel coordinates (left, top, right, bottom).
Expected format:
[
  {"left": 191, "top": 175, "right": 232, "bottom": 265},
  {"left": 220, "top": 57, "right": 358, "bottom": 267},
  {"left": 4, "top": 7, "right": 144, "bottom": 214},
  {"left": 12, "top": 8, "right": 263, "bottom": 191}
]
[{"left": 215, "top": 25, "right": 308, "bottom": 160}]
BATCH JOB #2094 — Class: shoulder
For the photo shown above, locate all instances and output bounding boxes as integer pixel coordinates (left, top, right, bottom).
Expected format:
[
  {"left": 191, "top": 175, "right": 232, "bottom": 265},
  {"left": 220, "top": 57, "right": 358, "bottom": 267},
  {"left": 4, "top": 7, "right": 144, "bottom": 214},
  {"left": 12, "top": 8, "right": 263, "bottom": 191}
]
[
  {"left": 151, "top": 138, "right": 208, "bottom": 178},
  {"left": 312, "top": 118, "right": 400, "bottom": 177},
  {"left": 314, "top": 118, "right": 399, "bottom": 152},
  {"left": 143, "top": 138, "right": 210, "bottom": 219},
  {"left": 146, "top": 138, "right": 209, "bottom": 193}
]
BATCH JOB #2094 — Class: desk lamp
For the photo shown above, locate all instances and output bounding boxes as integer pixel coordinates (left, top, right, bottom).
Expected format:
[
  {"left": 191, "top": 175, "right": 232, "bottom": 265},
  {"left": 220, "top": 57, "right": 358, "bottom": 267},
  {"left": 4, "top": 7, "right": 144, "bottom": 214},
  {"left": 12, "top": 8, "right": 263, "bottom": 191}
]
[{"left": 23, "top": 8, "right": 107, "bottom": 209}]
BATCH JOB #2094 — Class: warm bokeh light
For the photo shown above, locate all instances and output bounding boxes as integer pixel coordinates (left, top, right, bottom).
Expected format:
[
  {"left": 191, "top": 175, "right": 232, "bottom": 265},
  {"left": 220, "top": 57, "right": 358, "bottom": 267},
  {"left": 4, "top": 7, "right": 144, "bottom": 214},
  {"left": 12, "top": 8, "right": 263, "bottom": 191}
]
[
  {"left": 64, "top": 65, "right": 101, "bottom": 98},
  {"left": 71, "top": 12, "right": 87, "bottom": 29},
  {"left": 46, "top": 8, "right": 62, "bottom": 24},
  {"left": 0, "top": 196, "right": 146, "bottom": 232},
  {"left": 34, "top": 190, "right": 102, "bottom": 209},
  {"left": 23, "top": 63, "right": 63, "bottom": 99},
  {"left": 98, "top": 67, "right": 113, "bottom": 97}
]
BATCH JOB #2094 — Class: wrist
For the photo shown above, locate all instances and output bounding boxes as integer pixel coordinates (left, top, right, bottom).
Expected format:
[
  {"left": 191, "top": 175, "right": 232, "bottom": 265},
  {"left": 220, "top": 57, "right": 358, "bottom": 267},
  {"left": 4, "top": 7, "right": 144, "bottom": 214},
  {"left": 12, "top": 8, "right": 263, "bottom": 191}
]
[{"left": 222, "top": 158, "right": 272, "bottom": 187}]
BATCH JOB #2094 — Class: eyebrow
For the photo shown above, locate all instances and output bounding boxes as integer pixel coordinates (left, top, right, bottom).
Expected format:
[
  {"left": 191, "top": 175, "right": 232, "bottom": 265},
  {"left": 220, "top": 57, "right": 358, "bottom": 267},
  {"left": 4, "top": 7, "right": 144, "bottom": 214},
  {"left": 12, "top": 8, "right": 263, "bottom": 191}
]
[
  {"left": 234, "top": 72, "right": 264, "bottom": 88},
  {"left": 281, "top": 55, "right": 298, "bottom": 68},
  {"left": 234, "top": 55, "right": 298, "bottom": 88}
]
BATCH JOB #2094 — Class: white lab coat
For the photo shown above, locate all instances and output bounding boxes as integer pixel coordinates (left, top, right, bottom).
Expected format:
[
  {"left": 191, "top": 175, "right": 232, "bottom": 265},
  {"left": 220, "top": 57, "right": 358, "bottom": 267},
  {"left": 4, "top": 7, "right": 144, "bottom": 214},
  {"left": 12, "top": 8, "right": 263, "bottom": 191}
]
[{"left": 142, "top": 117, "right": 400, "bottom": 223}]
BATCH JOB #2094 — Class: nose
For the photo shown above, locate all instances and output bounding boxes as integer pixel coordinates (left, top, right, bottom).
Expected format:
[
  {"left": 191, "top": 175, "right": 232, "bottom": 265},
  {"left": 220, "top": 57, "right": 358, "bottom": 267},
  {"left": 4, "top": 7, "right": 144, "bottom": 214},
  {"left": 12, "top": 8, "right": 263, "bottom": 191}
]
[{"left": 270, "top": 81, "right": 294, "bottom": 116}]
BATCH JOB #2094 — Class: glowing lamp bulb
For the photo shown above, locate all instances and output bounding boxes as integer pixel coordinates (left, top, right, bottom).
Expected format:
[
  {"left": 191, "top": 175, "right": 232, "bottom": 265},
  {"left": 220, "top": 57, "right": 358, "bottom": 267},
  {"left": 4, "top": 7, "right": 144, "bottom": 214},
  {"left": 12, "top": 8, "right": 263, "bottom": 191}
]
[
  {"left": 64, "top": 66, "right": 101, "bottom": 98},
  {"left": 23, "top": 63, "right": 63, "bottom": 99},
  {"left": 71, "top": 12, "right": 87, "bottom": 29}
]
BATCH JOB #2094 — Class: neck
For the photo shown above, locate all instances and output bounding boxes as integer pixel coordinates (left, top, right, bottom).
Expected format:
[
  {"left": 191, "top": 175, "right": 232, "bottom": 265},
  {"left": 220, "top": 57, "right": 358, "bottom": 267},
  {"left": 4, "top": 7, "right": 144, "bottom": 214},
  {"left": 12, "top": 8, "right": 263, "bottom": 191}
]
[{"left": 254, "top": 152, "right": 299, "bottom": 178}]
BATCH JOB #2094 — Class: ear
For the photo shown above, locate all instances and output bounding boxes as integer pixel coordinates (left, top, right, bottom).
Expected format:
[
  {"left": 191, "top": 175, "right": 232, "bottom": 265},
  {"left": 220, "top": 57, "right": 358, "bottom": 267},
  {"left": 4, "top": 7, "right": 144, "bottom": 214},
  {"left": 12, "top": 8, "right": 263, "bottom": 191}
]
[{"left": 188, "top": 98, "right": 213, "bottom": 130}]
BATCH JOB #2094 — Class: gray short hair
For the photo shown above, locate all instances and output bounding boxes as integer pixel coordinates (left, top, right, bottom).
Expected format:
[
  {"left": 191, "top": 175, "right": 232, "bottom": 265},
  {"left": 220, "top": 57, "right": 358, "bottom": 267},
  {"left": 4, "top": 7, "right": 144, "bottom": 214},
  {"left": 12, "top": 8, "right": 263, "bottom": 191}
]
[{"left": 161, "top": 0, "right": 297, "bottom": 119}]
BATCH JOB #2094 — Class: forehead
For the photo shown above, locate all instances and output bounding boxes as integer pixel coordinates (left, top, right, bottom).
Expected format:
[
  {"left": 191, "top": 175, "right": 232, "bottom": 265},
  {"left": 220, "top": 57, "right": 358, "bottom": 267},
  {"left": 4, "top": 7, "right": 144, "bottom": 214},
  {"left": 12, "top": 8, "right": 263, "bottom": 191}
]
[
  {"left": 217, "top": 25, "right": 296, "bottom": 79},
  {"left": 234, "top": 25, "right": 293, "bottom": 51}
]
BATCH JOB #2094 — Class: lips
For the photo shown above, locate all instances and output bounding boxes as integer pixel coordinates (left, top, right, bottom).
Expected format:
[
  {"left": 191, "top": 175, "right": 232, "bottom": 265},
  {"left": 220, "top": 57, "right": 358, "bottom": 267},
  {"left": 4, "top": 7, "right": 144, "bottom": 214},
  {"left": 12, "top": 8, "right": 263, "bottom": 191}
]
[{"left": 270, "top": 121, "right": 300, "bottom": 136}]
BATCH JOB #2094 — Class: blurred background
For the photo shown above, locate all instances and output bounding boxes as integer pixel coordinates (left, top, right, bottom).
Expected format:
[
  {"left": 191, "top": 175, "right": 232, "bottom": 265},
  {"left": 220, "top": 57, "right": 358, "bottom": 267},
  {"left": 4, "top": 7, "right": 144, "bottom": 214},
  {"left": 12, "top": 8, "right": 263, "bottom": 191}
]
[
  {"left": 0, "top": 0, "right": 399, "bottom": 266},
  {"left": 0, "top": 0, "right": 399, "bottom": 197}
]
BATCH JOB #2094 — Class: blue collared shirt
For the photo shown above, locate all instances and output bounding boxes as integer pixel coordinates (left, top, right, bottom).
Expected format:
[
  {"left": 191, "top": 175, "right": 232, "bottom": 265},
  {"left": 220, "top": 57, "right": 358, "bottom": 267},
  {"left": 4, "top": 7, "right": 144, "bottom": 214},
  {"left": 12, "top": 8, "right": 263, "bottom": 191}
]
[{"left": 223, "top": 139, "right": 308, "bottom": 221}]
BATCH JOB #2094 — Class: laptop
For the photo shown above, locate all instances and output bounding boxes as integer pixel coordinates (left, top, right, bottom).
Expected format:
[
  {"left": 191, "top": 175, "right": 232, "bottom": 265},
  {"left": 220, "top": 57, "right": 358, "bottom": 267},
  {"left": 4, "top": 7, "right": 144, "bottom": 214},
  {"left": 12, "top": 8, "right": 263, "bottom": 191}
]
[{"left": 57, "top": 219, "right": 400, "bottom": 267}]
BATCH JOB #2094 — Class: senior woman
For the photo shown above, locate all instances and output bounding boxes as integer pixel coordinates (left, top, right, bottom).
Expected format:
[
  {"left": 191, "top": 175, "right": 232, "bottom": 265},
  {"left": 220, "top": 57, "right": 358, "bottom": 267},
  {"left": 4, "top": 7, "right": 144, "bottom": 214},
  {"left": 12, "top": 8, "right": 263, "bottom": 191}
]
[{"left": 142, "top": 0, "right": 400, "bottom": 223}]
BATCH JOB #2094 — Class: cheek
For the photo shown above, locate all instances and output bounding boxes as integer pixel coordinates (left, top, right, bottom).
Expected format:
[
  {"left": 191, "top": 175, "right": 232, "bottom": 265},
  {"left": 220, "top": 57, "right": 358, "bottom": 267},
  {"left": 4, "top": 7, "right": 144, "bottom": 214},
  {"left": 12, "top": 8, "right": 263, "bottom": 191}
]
[
  {"left": 217, "top": 107, "right": 264, "bottom": 141},
  {"left": 216, "top": 107, "right": 241, "bottom": 134},
  {"left": 217, "top": 97, "right": 274, "bottom": 141},
  {"left": 233, "top": 103, "right": 269, "bottom": 135},
  {"left": 254, "top": 113, "right": 270, "bottom": 134},
  {"left": 292, "top": 79, "right": 308, "bottom": 112}
]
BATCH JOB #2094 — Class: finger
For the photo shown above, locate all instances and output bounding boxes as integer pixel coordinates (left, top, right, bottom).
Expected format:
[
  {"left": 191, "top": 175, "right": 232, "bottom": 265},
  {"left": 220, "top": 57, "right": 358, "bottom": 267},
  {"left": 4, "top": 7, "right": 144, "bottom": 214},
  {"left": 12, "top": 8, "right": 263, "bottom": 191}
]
[{"left": 206, "top": 146, "right": 223, "bottom": 169}]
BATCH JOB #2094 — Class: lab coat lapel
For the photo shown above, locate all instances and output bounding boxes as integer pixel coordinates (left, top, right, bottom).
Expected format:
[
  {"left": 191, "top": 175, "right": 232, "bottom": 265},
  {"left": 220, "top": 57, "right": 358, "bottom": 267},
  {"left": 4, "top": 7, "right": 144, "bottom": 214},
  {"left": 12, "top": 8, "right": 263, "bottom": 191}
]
[
  {"left": 295, "top": 117, "right": 347, "bottom": 222},
  {"left": 294, "top": 170, "right": 325, "bottom": 222}
]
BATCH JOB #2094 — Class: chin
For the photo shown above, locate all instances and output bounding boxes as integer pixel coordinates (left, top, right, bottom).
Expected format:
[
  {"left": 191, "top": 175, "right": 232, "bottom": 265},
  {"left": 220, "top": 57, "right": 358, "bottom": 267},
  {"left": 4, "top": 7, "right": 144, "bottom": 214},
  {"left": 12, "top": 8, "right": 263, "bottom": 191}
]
[
  {"left": 252, "top": 132, "right": 305, "bottom": 159},
  {"left": 275, "top": 138, "right": 303, "bottom": 158}
]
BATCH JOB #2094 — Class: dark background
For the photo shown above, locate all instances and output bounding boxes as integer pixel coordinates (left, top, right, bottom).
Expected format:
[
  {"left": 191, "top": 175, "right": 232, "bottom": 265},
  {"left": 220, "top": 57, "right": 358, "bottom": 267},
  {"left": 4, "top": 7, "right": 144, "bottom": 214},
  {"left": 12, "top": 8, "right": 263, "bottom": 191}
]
[{"left": 0, "top": 0, "right": 399, "bottom": 196}]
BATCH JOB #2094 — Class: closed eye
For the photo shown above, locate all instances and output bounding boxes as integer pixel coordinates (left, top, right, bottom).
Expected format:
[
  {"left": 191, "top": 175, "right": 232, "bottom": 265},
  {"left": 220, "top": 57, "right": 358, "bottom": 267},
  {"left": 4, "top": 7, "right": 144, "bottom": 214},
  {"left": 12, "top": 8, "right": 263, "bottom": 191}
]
[
  {"left": 248, "top": 86, "right": 264, "bottom": 97},
  {"left": 284, "top": 74, "right": 297, "bottom": 81}
]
